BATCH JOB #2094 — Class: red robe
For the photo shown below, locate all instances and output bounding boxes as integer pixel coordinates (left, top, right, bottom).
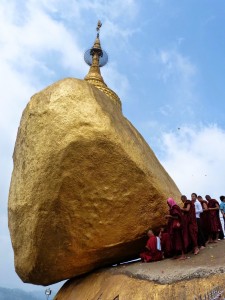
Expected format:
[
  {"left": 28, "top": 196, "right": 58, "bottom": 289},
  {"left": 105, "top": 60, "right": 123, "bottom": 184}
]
[
  {"left": 167, "top": 205, "right": 184, "bottom": 252},
  {"left": 160, "top": 231, "right": 173, "bottom": 258},
  {"left": 208, "top": 199, "right": 221, "bottom": 233},
  {"left": 182, "top": 200, "right": 198, "bottom": 249},
  {"left": 140, "top": 236, "right": 163, "bottom": 262},
  {"left": 200, "top": 200, "right": 210, "bottom": 240}
]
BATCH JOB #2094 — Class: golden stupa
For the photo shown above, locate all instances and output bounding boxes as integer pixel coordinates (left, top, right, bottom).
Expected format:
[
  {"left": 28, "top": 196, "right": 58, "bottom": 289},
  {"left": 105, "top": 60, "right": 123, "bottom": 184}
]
[{"left": 84, "top": 20, "right": 121, "bottom": 109}]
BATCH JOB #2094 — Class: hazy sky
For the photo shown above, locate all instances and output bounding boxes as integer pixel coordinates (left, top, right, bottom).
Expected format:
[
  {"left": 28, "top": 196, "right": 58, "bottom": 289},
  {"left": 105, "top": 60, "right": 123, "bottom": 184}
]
[{"left": 1, "top": 0, "right": 225, "bottom": 294}]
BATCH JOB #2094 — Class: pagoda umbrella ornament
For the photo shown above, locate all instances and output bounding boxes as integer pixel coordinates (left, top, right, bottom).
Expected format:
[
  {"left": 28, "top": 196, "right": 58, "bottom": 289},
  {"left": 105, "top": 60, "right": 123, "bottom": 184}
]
[{"left": 84, "top": 20, "right": 108, "bottom": 68}]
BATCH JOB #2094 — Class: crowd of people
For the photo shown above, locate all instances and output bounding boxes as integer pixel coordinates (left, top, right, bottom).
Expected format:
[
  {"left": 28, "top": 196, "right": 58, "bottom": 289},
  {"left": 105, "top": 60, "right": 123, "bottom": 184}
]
[{"left": 140, "top": 194, "right": 225, "bottom": 262}]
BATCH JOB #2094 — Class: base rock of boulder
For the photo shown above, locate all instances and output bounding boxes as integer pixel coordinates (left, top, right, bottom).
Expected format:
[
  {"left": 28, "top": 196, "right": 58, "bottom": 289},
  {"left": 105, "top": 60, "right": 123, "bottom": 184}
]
[
  {"left": 54, "top": 273, "right": 225, "bottom": 300},
  {"left": 8, "top": 78, "right": 180, "bottom": 285},
  {"left": 54, "top": 241, "right": 225, "bottom": 300}
]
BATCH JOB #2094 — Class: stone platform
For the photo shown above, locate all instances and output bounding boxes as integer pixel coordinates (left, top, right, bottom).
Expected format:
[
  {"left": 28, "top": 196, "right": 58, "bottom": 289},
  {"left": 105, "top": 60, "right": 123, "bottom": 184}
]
[{"left": 54, "top": 240, "right": 225, "bottom": 300}]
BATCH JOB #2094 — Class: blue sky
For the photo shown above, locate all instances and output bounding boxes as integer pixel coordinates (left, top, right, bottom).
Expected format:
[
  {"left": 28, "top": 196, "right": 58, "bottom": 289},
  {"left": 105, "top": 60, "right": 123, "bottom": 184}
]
[{"left": 1, "top": 0, "right": 225, "bottom": 294}]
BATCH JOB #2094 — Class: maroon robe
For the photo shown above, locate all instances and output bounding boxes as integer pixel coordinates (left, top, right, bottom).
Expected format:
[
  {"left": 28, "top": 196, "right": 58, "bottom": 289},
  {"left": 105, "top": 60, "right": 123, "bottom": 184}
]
[
  {"left": 160, "top": 231, "right": 173, "bottom": 258},
  {"left": 167, "top": 205, "right": 184, "bottom": 252},
  {"left": 200, "top": 200, "right": 210, "bottom": 240},
  {"left": 140, "top": 236, "right": 163, "bottom": 262},
  {"left": 182, "top": 200, "right": 198, "bottom": 249},
  {"left": 208, "top": 199, "right": 221, "bottom": 233}
]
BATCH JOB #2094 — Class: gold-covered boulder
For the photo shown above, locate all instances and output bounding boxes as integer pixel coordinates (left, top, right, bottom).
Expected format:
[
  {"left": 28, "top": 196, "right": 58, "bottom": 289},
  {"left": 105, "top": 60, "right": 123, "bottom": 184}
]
[{"left": 8, "top": 78, "right": 180, "bottom": 285}]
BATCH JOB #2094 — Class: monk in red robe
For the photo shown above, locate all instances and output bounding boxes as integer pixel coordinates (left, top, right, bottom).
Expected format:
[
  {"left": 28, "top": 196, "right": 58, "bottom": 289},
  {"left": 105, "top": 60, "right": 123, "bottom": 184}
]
[
  {"left": 159, "top": 227, "right": 173, "bottom": 258},
  {"left": 165, "top": 198, "right": 186, "bottom": 260},
  {"left": 140, "top": 229, "right": 163, "bottom": 262},
  {"left": 181, "top": 195, "right": 199, "bottom": 255},
  {"left": 205, "top": 195, "right": 221, "bottom": 243},
  {"left": 197, "top": 195, "right": 210, "bottom": 242}
]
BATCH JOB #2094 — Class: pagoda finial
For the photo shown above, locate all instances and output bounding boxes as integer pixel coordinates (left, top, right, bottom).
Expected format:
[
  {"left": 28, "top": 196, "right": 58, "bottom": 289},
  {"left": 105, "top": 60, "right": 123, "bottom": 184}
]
[
  {"left": 96, "top": 20, "right": 102, "bottom": 37},
  {"left": 84, "top": 20, "right": 108, "bottom": 70},
  {"left": 84, "top": 21, "right": 122, "bottom": 110}
]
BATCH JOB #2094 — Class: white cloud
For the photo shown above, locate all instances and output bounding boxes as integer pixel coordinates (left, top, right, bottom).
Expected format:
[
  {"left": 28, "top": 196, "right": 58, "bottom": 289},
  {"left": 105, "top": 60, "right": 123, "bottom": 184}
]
[
  {"left": 150, "top": 48, "right": 199, "bottom": 119},
  {"left": 78, "top": 0, "right": 138, "bottom": 21},
  {"left": 159, "top": 104, "right": 173, "bottom": 116},
  {"left": 103, "top": 19, "right": 139, "bottom": 41},
  {"left": 159, "top": 49, "right": 196, "bottom": 85},
  {"left": 160, "top": 125, "right": 225, "bottom": 199},
  {"left": 0, "top": 1, "right": 85, "bottom": 75}
]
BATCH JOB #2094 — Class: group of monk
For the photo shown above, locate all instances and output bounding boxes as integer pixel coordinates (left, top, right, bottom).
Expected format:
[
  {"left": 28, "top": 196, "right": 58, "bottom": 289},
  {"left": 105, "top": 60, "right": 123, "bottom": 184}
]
[{"left": 140, "top": 193, "right": 225, "bottom": 262}]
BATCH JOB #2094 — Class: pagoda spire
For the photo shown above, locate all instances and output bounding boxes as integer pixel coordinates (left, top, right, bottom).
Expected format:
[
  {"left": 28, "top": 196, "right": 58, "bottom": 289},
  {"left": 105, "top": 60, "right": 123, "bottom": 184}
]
[
  {"left": 84, "top": 21, "right": 106, "bottom": 84},
  {"left": 84, "top": 21, "right": 121, "bottom": 110}
]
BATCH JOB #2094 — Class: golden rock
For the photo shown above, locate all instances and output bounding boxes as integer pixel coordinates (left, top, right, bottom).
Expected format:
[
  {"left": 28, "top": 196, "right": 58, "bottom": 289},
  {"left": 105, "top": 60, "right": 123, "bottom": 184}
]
[
  {"left": 54, "top": 272, "right": 225, "bottom": 300},
  {"left": 8, "top": 78, "right": 180, "bottom": 285}
]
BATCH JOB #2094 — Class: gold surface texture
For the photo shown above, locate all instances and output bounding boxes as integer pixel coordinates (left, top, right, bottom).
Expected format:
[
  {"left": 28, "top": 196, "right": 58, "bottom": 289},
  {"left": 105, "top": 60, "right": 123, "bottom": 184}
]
[
  {"left": 8, "top": 78, "right": 181, "bottom": 285},
  {"left": 54, "top": 272, "right": 225, "bottom": 300}
]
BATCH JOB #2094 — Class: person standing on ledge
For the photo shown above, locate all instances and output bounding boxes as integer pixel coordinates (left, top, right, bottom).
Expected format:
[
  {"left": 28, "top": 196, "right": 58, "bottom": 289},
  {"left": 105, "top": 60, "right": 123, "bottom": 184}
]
[
  {"left": 159, "top": 227, "right": 173, "bottom": 258},
  {"left": 220, "top": 195, "right": 225, "bottom": 233},
  {"left": 191, "top": 193, "right": 206, "bottom": 250},
  {"left": 165, "top": 198, "right": 186, "bottom": 260},
  {"left": 181, "top": 195, "right": 199, "bottom": 255},
  {"left": 140, "top": 229, "right": 163, "bottom": 263},
  {"left": 206, "top": 195, "right": 221, "bottom": 242},
  {"left": 197, "top": 195, "right": 210, "bottom": 243}
]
